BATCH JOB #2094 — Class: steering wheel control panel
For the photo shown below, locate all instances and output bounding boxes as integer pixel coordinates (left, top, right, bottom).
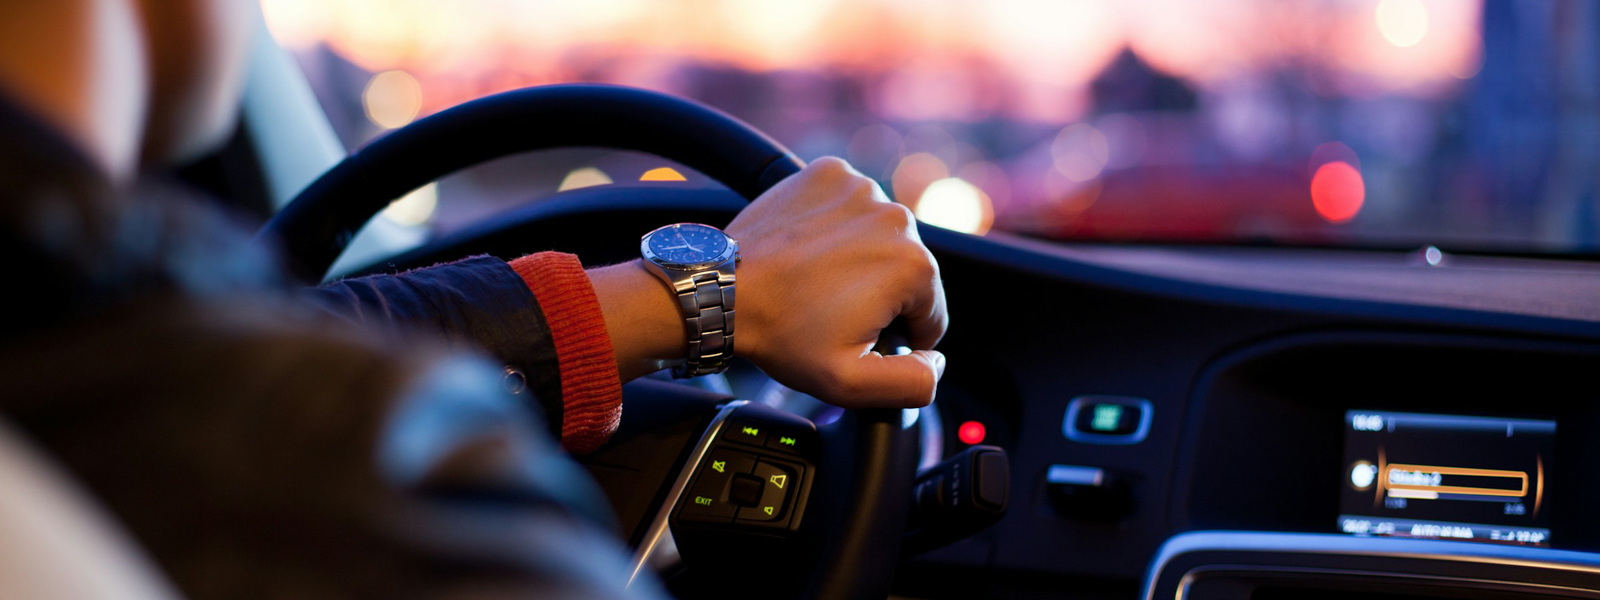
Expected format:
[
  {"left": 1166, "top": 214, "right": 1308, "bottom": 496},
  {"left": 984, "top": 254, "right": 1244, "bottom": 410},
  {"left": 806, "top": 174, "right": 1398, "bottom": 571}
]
[{"left": 673, "top": 404, "right": 818, "bottom": 535}]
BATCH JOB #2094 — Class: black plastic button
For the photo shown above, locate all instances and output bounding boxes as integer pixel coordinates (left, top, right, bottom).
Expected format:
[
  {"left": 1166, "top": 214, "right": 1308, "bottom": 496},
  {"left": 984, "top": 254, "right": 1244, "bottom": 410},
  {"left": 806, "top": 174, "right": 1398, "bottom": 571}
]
[
  {"left": 974, "top": 450, "right": 1009, "bottom": 510},
  {"left": 729, "top": 473, "right": 764, "bottom": 507},
  {"left": 679, "top": 449, "right": 757, "bottom": 523},
  {"left": 736, "top": 460, "right": 797, "bottom": 524},
  {"left": 725, "top": 419, "right": 768, "bottom": 447}
]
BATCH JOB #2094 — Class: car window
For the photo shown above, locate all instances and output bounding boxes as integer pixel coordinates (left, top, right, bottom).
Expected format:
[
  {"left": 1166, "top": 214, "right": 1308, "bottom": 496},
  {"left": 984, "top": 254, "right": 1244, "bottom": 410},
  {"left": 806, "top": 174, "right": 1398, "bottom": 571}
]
[{"left": 262, "top": 0, "right": 1599, "bottom": 255}]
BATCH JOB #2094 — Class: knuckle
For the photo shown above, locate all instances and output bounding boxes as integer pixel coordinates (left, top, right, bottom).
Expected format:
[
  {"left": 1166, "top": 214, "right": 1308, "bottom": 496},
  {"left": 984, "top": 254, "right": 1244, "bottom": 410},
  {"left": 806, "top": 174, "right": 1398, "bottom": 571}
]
[
  {"left": 808, "top": 156, "right": 852, "bottom": 178},
  {"left": 905, "top": 251, "right": 937, "bottom": 280},
  {"left": 875, "top": 201, "right": 916, "bottom": 227}
]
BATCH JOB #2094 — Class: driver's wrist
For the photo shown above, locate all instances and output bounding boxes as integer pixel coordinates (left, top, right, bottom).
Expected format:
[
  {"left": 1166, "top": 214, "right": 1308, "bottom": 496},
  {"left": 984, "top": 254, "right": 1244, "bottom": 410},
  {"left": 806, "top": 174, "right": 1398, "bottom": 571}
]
[{"left": 590, "top": 259, "right": 691, "bottom": 380}]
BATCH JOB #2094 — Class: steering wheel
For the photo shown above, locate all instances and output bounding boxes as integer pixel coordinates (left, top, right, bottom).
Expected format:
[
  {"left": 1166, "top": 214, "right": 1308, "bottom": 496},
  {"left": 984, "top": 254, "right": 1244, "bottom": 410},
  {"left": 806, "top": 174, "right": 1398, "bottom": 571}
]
[{"left": 258, "top": 84, "right": 920, "bottom": 600}]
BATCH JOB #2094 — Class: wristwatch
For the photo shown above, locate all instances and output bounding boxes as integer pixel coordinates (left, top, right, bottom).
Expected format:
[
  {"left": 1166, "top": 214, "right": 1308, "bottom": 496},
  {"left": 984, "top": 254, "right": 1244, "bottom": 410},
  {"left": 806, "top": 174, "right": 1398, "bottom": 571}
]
[{"left": 640, "top": 223, "right": 739, "bottom": 378}]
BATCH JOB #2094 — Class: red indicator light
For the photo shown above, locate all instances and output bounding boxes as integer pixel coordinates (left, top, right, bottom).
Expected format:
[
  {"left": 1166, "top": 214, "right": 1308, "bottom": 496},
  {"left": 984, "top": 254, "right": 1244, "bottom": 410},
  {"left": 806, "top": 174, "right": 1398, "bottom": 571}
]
[{"left": 958, "top": 421, "right": 986, "bottom": 445}]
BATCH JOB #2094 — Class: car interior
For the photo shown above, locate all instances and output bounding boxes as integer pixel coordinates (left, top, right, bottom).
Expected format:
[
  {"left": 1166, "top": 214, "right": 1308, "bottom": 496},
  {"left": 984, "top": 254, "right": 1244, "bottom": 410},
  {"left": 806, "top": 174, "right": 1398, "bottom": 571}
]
[{"left": 7, "top": 1, "right": 1600, "bottom": 600}]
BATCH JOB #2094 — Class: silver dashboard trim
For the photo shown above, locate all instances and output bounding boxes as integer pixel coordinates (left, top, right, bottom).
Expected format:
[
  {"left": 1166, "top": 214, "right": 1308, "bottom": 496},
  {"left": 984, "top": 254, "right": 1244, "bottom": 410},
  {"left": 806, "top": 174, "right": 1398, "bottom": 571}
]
[
  {"left": 1175, "top": 564, "right": 1600, "bottom": 600},
  {"left": 1143, "top": 531, "right": 1600, "bottom": 600},
  {"left": 626, "top": 400, "right": 748, "bottom": 588}
]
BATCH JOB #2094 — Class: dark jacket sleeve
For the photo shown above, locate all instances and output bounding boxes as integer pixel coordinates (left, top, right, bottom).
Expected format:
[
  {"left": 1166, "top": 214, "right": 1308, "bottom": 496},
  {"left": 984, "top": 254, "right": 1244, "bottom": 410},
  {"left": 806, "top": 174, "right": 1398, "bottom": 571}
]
[
  {"left": 299, "top": 256, "right": 565, "bottom": 430},
  {"left": 0, "top": 299, "right": 666, "bottom": 600}
]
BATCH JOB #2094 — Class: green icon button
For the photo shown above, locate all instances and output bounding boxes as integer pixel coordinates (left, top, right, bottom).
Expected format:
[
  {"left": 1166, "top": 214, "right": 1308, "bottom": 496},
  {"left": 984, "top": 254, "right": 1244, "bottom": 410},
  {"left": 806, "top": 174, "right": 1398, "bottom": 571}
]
[
  {"left": 711, "top": 460, "right": 726, "bottom": 473},
  {"left": 779, "top": 436, "right": 796, "bottom": 446},
  {"left": 763, "top": 506, "right": 774, "bottom": 516},
  {"left": 1091, "top": 404, "right": 1123, "bottom": 432}
]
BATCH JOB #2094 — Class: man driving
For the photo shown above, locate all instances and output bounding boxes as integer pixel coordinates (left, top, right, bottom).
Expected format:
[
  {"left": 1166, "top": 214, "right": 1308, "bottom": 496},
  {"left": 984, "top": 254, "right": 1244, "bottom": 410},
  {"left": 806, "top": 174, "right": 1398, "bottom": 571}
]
[{"left": 0, "top": 1, "right": 947, "bottom": 598}]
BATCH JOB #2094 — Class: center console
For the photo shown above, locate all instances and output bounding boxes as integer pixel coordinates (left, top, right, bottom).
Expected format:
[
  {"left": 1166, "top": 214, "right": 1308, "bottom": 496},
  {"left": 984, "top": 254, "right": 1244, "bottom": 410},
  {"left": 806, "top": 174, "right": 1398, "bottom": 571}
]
[
  {"left": 1153, "top": 330, "right": 1600, "bottom": 598},
  {"left": 1172, "top": 331, "right": 1600, "bottom": 550}
]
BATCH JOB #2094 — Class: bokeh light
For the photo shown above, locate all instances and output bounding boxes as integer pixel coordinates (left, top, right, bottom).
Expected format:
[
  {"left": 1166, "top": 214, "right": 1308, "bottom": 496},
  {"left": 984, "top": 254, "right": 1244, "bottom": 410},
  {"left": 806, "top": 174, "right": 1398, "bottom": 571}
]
[
  {"left": 891, "top": 152, "right": 949, "bottom": 206},
  {"left": 640, "top": 167, "right": 688, "bottom": 182},
  {"left": 260, "top": 0, "right": 1600, "bottom": 254},
  {"left": 363, "top": 70, "right": 422, "bottom": 129},
  {"left": 915, "top": 178, "right": 993, "bottom": 235},
  {"left": 1311, "top": 162, "right": 1365, "bottom": 223},
  {"left": 558, "top": 167, "right": 613, "bottom": 191},
  {"left": 381, "top": 183, "right": 438, "bottom": 226},
  {"left": 1052, "top": 124, "right": 1110, "bottom": 182},
  {"left": 1376, "top": 0, "right": 1430, "bottom": 48},
  {"left": 847, "top": 124, "right": 904, "bottom": 178}
]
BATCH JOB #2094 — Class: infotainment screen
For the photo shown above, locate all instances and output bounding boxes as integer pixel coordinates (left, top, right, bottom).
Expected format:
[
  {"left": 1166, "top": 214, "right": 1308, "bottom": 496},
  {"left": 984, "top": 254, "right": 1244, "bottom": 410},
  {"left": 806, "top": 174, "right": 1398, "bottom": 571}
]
[{"left": 1338, "top": 410, "right": 1554, "bottom": 546}]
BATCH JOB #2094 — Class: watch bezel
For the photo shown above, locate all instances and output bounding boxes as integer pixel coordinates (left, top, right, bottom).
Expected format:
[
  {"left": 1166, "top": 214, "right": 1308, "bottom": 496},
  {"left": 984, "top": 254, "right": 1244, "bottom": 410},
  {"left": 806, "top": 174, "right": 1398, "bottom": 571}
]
[{"left": 640, "top": 223, "right": 738, "bottom": 272}]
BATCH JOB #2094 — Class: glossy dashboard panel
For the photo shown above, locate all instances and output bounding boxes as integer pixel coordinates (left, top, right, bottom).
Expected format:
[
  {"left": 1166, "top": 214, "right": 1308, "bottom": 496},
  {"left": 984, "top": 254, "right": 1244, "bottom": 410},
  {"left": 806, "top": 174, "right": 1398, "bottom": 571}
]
[
  {"left": 361, "top": 189, "right": 1600, "bottom": 598},
  {"left": 1170, "top": 332, "right": 1600, "bottom": 551}
]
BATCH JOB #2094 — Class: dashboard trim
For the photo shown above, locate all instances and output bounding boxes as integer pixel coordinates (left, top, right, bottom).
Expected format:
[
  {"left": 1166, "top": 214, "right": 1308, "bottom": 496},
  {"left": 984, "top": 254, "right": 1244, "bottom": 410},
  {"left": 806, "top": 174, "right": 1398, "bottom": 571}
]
[
  {"left": 1143, "top": 531, "right": 1600, "bottom": 600},
  {"left": 1175, "top": 564, "right": 1600, "bottom": 600},
  {"left": 626, "top": 399, "right": 748, "bottom": 587}
]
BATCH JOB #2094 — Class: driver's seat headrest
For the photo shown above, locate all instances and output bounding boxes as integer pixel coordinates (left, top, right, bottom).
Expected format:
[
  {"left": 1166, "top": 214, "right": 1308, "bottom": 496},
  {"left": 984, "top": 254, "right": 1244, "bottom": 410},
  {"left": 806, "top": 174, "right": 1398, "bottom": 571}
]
[{"left": 0, "top": 418, "right": 182, "bottom": 600}]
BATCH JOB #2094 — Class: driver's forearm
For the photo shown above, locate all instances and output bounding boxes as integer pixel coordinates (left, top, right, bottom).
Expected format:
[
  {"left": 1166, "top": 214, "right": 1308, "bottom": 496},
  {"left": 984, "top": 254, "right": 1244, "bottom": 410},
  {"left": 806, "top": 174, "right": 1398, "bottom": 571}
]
[{"left": 589, "top": 260, "right": 688, "bottom": 382}]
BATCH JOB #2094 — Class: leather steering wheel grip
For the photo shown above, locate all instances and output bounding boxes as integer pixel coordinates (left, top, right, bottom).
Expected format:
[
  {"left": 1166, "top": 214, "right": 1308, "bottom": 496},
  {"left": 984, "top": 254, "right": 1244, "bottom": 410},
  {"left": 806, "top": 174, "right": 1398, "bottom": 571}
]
[{"left": 257, "top": 84, "right": 803, "bottom": 283}]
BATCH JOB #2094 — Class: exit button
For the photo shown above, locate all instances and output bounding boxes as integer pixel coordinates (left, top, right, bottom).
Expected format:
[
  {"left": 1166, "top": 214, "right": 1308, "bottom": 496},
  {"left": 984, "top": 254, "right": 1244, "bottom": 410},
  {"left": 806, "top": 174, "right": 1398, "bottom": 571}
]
[{"left": 1064, "top": 396, "right": 1152, "bottom": 445}]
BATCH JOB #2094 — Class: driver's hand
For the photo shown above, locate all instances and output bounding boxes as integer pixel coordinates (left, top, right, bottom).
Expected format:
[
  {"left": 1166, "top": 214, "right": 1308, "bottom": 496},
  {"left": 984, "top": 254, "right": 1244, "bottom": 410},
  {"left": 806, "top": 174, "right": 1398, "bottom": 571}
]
[{"left": 729, "top": 157, "right": 948, "bottom": 408}]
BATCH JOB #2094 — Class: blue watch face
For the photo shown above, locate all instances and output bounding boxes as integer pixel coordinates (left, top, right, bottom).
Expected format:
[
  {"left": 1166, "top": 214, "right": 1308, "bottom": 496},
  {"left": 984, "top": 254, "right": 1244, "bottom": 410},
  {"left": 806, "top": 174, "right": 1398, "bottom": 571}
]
[{"left": 648, "top": 224, "right": 729, "bottom": 265}]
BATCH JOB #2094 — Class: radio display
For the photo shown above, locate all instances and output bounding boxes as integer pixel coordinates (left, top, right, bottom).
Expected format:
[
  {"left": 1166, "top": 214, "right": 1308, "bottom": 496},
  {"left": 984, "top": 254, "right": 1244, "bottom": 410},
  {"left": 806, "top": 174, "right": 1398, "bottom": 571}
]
[{"left": 1338, "top": 410, "right": 1554, "bottom": 546}]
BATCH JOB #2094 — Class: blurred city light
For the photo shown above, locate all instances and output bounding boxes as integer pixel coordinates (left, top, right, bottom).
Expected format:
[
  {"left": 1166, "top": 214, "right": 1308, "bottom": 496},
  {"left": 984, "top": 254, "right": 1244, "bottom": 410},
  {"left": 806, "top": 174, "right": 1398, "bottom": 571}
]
[
  {"left": 956, "top": 161, "right": 1012, "bottom": 216},
  {"left": 1377, "top": 0, "right": 1431, "bottom": 48},
  {"left": 639, "top": 167, "right": 688, "bottom": 182},
  {"left": 362, "top": 70, "right": 422, "bottom": 129},
  {"left": 381, "top": 183, "right": 438, "bottom": 226},
  {"left": 916, "top": 178, "right": 993, "bottom": 235},
  {"left": 260, "top": 0, "right": 1600, "bottom": 254},
  {"left": 1051, "top": 124, "right": 1110, "bottom": 182},
  {"left": 847, "top": 124, "right": 904, "bottom": 179},
  {"left": 891, "top": 153, "right": 949, "bottom": 206},
  {"left": 1311, "top": 162, "right": 1365, "bottom": 224},
  {"left": 267, "top": 0, "right": 1484, "bottom": 120},
  {"left": 558, "top": 167, "right": 613, "bottom": 191}
]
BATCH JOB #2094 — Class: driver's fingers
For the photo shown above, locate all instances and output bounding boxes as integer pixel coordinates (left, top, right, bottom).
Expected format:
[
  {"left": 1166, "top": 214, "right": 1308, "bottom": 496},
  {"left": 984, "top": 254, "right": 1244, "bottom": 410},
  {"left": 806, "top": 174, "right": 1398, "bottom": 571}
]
[
  {"left": 832, "top": 349, "right": 946, "bottom": 408},
  {"left": 899, "top": 246, "right": 948, "bottom": 351},
  {"left": 904, "top": 281, "right": 948, "bottom": 352}
]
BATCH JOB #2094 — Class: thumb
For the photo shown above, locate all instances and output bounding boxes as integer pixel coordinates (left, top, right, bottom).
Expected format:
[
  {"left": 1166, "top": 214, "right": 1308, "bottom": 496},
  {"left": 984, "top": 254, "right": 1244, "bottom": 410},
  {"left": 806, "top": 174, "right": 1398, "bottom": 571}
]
[{"left": 831, "top": 349, "right": 947, "bottom": 409}]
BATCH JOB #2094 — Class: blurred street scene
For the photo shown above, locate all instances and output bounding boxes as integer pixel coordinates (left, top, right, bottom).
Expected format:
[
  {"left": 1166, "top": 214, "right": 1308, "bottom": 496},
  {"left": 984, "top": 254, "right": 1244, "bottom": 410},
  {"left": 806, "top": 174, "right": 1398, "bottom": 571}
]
[{"left": 263, "top": 0, "right": 1600, "bottom": 253}]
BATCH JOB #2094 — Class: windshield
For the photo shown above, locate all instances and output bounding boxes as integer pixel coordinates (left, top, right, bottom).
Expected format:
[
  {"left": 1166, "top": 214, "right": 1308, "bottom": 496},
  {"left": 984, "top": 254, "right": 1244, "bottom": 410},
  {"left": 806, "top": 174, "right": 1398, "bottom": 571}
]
[{"left": 263, "top": 0, "right": 1600, "bottom": 254}]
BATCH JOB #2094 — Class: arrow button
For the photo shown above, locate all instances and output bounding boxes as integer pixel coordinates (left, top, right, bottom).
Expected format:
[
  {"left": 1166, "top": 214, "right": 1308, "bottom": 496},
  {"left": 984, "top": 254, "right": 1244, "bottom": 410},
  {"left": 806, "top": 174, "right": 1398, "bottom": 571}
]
[{"left": 736, "top": 460, "right": 800, "bottom": 525}]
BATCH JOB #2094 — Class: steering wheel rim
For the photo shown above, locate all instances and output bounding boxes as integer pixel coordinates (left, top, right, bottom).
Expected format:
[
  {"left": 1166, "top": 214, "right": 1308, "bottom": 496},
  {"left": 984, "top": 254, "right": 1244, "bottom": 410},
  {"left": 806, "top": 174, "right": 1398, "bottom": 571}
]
[
  {"left": 259, "top": 83, "right": 803, "bottom": 283},
  {"left": 258, "top": 84, "right": 919, "bottom": 599}
]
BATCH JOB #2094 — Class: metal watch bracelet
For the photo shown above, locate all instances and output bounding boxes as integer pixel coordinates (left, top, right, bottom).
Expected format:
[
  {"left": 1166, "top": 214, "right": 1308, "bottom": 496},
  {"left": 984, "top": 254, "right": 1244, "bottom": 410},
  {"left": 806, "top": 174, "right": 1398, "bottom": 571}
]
[{"left": 670, "top": 270, "right": 736, "bottom": 378}]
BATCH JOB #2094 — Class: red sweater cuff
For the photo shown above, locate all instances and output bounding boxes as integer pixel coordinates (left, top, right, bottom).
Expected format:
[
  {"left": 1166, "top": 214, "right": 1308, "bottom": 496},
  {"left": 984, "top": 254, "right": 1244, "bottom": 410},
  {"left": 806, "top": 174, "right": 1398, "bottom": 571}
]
[{"left": 509, "top": 252, "right": 621, "bottom": 455}]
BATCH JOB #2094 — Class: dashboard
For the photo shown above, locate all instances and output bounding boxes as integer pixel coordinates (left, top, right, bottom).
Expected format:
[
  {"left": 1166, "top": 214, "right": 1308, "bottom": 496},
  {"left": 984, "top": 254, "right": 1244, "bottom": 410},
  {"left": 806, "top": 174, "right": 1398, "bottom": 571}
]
[
  {"left": 371, "top": 186, "right": 1600, "bottom": 599},
  {"left": 891, "top": 229, "right": 1600, "bottom": 599}
]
